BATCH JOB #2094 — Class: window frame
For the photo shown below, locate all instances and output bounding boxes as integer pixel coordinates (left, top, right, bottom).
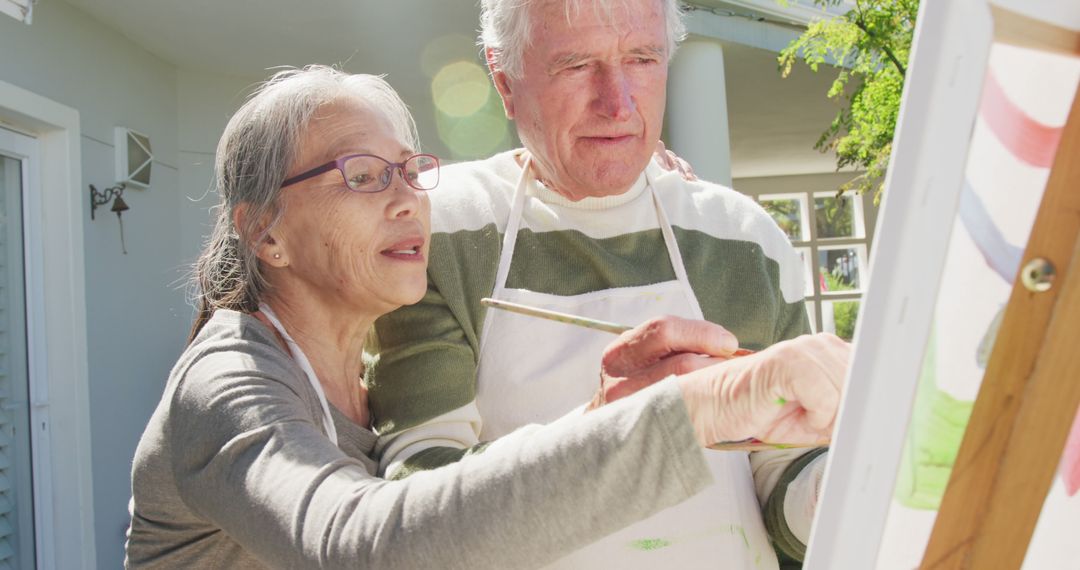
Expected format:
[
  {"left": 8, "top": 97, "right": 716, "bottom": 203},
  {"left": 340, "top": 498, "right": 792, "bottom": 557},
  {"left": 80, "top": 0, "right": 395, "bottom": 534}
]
[
  {"left": 0, "top": 79, "right": 96, "bottom": 570},
  {"left": 757, "top": 188, "right": 873, "bottom": 339}
]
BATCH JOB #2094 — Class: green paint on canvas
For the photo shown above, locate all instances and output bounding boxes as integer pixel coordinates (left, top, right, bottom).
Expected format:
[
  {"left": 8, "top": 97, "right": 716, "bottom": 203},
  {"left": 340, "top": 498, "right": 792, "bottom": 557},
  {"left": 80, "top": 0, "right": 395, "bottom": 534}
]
[
  {"left": 894, "top": 327, "right": 975, "bottom": 509},
  {"left": 629, "top": 538, "right": 672, "bottom": 551}
]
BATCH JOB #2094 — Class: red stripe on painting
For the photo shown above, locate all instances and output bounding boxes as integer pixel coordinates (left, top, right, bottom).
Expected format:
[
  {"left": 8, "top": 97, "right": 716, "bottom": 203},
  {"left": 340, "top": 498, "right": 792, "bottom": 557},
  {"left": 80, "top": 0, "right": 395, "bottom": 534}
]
[
  {"left": 1063, "top": 406, "right": 1080, "bottom": 496},
  {"left": 979, "top": 69, "right": 1065, "bottom": 169}
]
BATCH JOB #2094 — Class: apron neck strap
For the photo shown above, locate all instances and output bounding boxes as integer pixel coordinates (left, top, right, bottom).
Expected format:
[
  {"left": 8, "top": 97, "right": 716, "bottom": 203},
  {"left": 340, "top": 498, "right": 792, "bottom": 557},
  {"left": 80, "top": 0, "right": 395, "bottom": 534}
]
[
  {"left": 648, "top": 177, "right": 693, "bottom": 288},
  {"left": 492, "top": 154, "right": 534, "bottom": 294},
  {"left": 258, "top": 303, "right": 339, "bottom": 445},
  {"left": 494, "top": 159, "right": 696, "bottom": 297}
]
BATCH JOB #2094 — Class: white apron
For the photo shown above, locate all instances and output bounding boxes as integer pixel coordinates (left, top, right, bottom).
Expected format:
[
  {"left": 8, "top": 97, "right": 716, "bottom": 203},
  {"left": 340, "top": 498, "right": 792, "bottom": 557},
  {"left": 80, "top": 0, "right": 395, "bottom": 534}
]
[{"left": 475, "top": 160, "right": 779, "bottom": 569}]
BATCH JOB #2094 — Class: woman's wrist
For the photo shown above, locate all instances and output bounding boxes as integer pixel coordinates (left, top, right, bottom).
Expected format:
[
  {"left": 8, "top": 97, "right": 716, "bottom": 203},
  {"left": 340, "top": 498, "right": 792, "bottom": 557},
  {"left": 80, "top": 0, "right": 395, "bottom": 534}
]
[{"left": 676, "top": 369, "right": 719, "bottom": 447}]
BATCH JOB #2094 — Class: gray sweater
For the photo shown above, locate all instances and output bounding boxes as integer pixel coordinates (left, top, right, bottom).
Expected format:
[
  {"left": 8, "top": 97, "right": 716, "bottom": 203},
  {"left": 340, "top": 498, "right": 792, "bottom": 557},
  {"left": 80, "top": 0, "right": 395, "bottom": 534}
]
[{"left": 125, "top": 310, "right": 712, "bottom": 569}]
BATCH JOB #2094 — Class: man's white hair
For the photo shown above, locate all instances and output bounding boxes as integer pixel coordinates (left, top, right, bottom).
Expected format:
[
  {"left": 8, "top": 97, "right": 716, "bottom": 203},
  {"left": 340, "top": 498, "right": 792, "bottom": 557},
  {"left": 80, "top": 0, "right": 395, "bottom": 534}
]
[{"left": 479, "top": 0, "right": 687, "bottom": 79}]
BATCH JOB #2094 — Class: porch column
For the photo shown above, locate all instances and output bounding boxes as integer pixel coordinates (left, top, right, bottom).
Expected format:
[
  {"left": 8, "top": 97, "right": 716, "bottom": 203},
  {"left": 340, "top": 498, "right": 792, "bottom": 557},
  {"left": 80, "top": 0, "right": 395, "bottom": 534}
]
[{"left": 666, "top": 38, "right": 733, "bottom": 187}]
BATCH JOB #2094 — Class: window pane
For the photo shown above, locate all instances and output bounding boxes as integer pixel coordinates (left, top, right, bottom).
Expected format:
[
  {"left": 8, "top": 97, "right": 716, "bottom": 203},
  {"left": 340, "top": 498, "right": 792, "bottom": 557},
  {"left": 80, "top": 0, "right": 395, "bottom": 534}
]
[
  {"left": 805, "top": 299, "right": 818, "bottom": 333},
  {"left": 822, "top": 299, "right": 860, "bottom": 341},
  {"left": 815, "top": 194, "right": 856, "bottom": 238},
  {"left": 795, "top": 247, "right": 813, "bottom": 297},
  {"left": 819, "top": 246, "right": 865, "bottom": 293},
  {"left": 760, "top": 195, "right": 809, "bottom": 242}
]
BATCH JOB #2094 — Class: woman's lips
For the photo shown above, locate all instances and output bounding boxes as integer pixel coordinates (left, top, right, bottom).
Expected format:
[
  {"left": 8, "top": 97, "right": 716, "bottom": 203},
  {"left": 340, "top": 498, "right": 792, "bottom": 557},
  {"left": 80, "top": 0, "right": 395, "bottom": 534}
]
[{"left": 380, "top": 237, "right": 425, "bottom": 262}]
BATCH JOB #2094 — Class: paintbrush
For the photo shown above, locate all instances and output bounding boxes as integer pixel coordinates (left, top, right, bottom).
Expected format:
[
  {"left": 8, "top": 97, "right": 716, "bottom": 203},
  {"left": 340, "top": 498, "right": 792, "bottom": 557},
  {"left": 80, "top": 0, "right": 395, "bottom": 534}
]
[
  {"left": 480, "top": 297, "right": 753, "bottom": 356},
  {"left": 481, "top": 297, "right": 634, "bottom": 334},
  {"left": 481, "top": 298, "right": 821, "bottom": 451},
  {"left": 706, "top": 439, "right": 825, "bottom": 452}
]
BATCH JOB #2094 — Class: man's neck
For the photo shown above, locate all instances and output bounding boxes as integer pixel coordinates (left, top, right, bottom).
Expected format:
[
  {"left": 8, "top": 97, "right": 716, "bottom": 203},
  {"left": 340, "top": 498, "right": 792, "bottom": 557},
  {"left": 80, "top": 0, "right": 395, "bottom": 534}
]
[{"left": 514, "top": 149, "right": 636, "bottom": 202}]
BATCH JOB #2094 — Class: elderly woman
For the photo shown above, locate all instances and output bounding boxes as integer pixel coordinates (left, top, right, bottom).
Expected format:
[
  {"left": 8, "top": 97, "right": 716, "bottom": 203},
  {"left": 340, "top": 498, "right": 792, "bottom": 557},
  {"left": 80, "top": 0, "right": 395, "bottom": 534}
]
[{"left": 125, "top": 66, "right": 848, "bottom": 569}]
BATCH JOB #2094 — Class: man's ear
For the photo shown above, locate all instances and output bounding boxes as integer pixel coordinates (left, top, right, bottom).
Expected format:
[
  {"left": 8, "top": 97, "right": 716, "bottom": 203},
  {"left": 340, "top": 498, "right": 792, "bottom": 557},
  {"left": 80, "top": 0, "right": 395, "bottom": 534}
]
[
  {"left": 486, "top": 47, "right": 516, "bottom": 120},
  {"left": 234, "top": 203, "right": 288, "bottom": 268}
]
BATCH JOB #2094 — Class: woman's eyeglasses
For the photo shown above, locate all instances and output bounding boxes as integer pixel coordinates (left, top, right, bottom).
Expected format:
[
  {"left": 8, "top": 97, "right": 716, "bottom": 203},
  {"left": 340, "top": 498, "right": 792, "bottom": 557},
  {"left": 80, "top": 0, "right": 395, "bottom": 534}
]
[{"left": 281, "top": 153, "right": 440, "bottom": 192}]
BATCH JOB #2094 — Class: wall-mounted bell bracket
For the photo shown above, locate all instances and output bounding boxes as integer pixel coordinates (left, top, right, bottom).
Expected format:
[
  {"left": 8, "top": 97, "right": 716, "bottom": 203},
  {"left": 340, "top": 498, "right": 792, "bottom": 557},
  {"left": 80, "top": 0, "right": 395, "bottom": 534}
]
[{"left": 89, "top": 183, "right": 130, "bottom": 254}]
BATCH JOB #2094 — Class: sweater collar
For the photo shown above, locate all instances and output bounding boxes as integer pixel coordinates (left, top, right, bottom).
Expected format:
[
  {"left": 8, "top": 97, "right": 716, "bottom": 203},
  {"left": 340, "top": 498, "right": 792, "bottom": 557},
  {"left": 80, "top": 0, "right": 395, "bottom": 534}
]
[{"left": 522, "top": 162, "right": 650, "bottom": 210}]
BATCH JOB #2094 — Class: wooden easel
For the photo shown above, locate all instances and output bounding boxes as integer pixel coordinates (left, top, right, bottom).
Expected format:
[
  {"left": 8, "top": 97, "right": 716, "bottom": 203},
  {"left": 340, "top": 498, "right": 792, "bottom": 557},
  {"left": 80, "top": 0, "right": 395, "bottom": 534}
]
[{"left": 919, "top": 11, "right": 1080, "bottom": 569}]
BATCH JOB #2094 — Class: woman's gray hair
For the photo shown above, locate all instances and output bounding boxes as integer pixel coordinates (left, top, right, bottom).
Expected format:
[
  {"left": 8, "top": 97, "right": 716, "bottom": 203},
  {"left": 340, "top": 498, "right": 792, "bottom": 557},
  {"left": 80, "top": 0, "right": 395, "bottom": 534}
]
[
  {"left": 189, "top": 65, "right": 419, "bottom": 341},
  {"left": 479, "top": 0, "right": 687, "bottom": 79}
]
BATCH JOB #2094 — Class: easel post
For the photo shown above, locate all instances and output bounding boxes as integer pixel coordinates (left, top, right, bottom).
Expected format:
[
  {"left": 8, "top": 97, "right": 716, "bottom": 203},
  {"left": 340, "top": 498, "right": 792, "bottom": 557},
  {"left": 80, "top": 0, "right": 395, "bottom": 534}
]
[{"left": 920, "top": 76, "right": 1080, "bottom": 569}]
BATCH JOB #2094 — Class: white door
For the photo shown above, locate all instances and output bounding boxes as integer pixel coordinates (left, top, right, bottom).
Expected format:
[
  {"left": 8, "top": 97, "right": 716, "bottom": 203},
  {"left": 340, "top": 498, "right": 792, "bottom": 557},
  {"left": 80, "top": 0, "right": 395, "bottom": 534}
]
[{"left": 0, "top": 126, "right": 38, "bottom": 570}]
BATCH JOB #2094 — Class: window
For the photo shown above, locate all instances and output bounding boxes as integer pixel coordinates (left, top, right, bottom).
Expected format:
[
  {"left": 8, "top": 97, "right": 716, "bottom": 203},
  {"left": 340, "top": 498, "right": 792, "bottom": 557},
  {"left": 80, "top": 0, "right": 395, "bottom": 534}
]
[
  {"left": 0, "top": 81, "right": 94, "bottom": 568},
  {"left": 0, "top": 131, "right": 36, "bottom": 570},
  {"left": 759, "top": 190, "right": 870, "bottom": 341},
  {"left": 0, "top": 0, "right": 32, "bottom": 24}
]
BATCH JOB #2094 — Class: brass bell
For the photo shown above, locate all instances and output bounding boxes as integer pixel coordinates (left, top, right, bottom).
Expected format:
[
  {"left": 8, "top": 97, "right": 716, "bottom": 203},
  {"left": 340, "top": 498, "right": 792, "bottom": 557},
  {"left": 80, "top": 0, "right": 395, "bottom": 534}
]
[{"left": 111, "top": 195, "right": 130, "bottom": 214}]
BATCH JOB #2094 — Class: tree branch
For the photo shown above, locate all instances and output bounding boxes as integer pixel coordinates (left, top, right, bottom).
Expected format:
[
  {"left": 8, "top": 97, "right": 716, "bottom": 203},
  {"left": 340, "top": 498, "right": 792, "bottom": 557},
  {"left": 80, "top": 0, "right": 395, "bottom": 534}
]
[{"left": 851, "top": 9, "right": 907, "bottom": 77}]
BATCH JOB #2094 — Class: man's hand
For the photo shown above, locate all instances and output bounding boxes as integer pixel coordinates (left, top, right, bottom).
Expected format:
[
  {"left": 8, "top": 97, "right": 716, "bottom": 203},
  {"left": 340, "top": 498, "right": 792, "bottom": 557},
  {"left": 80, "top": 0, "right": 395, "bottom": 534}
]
[
  {"left": 653, "top": 140, "right": 697, "bottom": 181},
  {"left": 677, "top": 333, "right": 850, "bottom": 447},
  {"left": 588, "top": 316, "right": 739, "bottom": 410}
]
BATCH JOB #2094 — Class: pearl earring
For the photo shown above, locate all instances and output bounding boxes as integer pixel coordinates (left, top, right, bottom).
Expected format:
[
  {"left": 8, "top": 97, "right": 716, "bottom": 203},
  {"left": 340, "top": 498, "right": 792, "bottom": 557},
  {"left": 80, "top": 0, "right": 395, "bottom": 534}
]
[{"left": 273, "top": 253, "right": 281, "bottom": 260}]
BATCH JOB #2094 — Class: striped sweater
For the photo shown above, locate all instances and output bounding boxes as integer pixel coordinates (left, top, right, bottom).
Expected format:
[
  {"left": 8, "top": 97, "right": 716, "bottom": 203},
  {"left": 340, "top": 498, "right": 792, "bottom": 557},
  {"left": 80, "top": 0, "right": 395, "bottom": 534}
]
[{"left": 367, "top": 149, "right": 822, "bottom": 564}]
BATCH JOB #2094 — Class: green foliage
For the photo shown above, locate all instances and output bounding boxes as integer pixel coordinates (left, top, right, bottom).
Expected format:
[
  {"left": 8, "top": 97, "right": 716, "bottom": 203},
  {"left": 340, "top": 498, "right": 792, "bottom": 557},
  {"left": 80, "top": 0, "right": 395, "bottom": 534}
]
[
  {"left": 822, "top": 272, "right": 859, "bottom": 340},
  {"left": 762, "top": 199, "right": 803, "bottom": 240},
  {"left": 832, "top": 299, "right": 859, "bottom": 340},
  {"left": 820, "top": 255, "right": 857, "bottom": 291},
  {"left": 814, "top": 194, "right": 854, "bottom": 238},
  {"left": 778, "top": 0, "right": 919, "bottom": 203}
]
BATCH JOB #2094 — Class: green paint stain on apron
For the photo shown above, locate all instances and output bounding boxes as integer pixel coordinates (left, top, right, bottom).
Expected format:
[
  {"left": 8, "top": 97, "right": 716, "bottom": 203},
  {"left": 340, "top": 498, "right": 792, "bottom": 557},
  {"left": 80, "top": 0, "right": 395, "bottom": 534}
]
[
  {"left": 728, "top": 524, "right": 750, "bottom": 548},
  {"left": 629, "top": 538, "right": 672, "bottom": 551}
]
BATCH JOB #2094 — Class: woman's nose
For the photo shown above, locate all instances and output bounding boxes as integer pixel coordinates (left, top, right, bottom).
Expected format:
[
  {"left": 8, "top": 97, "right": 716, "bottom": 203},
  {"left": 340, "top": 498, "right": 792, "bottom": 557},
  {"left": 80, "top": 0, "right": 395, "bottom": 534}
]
[{"left": 386, "top": 170, "right": 421, "bottom": 219}]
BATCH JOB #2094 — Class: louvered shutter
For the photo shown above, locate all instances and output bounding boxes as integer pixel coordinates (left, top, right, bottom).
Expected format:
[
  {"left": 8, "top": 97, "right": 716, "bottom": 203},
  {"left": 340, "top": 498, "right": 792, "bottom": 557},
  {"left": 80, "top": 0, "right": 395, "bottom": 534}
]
[{"left": 0, "top": 154, "right": 35, "bottom": 569}]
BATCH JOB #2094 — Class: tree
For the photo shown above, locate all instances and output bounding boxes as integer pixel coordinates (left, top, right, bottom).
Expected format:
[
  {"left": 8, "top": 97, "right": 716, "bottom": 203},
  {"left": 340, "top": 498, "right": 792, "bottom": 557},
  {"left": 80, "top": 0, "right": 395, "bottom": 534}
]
[
  {"left": 815, "top": 194, "right": 854, "bottom": 238},
  {"left": 761, "top": 199, "right": 803, "bottom": 240},
  {"left": 778, "top": 0, "right": 919, "bottom": 203}
]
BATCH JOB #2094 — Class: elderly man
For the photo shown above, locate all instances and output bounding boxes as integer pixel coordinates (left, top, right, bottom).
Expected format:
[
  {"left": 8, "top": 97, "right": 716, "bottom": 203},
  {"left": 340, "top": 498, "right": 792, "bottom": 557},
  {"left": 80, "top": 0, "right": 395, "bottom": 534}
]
[{"left": 367, "top": 0, "right": 841, "bottom": 568}]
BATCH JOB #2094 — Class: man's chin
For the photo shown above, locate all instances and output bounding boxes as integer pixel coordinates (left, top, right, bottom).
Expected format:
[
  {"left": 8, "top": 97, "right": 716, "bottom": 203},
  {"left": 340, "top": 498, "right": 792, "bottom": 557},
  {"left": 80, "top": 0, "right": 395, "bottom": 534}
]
[
  {"left": 590, "top": 165, "right": 648, "bottom": 193},
  {"left": 558, "top": 176, "right": 641, "bottom": 200}
]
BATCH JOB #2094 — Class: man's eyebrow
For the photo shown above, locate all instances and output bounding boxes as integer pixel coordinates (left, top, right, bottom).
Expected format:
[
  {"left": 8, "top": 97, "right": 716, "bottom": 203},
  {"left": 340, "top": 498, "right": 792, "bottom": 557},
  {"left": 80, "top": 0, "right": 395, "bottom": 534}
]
[
  {"left": 629, "top": 44, "right": 666, "bottom": 59},
  {"left": 549, "top": 45, "right": 666, "bottom": 70},
  {"left": 549, "top": 52, "right": 590, "bottom": 70}
]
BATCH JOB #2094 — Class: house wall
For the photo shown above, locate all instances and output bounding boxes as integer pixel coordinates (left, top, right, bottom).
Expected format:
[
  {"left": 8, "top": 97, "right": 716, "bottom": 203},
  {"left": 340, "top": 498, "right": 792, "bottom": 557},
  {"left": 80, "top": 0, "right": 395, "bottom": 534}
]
[
  {"left": 0, "top": 4, "right": 250, "bottom": 568},
  {"left": 176, "top": 69, "right": 254, "bottom": 267}
]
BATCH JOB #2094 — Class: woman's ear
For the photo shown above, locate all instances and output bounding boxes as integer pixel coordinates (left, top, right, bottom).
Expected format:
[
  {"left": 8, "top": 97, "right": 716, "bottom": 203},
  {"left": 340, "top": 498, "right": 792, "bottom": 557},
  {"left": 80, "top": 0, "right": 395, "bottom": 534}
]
[{"left": 234, "top": 204, "right": 288, "bottom": 268}]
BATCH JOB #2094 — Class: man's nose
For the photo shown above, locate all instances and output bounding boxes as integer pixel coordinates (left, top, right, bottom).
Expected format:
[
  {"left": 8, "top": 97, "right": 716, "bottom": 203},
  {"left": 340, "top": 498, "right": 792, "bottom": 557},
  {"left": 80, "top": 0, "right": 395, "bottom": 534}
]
[{"left": 593, "top": 67, "right": 634, "bottom": 121}]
